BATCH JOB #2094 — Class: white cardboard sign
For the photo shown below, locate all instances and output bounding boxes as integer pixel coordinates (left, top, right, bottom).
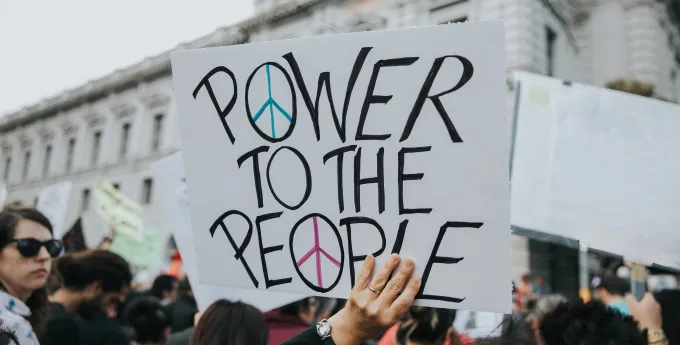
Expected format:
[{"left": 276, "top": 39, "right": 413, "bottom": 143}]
[
  {"left": 36, "top": 181, "right": 72, "bottom": 238},
  {"left": 171, "top": 23, "right": 511, "bottom": 313},
  {"left": 152, "top": 152, "right": 302, "bottom": 312}
]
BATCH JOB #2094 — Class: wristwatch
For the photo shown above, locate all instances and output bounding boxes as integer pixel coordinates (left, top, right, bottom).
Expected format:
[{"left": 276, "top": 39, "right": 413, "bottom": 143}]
[
  {"left": 648, "top": 329, "right": 668, "bottom": 345},
  {"left": 316, "top": 319, "right": 336, "bottom": 344}
]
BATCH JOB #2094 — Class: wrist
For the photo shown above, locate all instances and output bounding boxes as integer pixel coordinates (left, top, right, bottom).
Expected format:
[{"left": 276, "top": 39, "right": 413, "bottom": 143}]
[{"left": 327, "top": 311, "right": 362, "bottom": 345}]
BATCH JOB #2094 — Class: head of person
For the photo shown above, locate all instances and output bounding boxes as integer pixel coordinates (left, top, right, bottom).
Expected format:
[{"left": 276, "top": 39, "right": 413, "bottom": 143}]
[
  {"left": 396, "top": 306, "right": 457, "bottom": 345},
  {"left": 654, "top": 289, "right": 680, "bottom": 345},
  {"left": 55, "top": 250, "right": 132, "bottom": 319},
  {"left": 0, "top": 207, "right": 63, "bottom": 334},
  {"left": 522, "top": 274, "right": 531, "bottom": 284},
  {"left": 592, "top": 274, "right": 629, "bottom": 304},
  {"left": 538, "top": 300, "right": 645, "bottom": 345},
  {"left": 177, "top": 278, "right": 193, "bottom": 297},
  {"left": 314, "top": 297, "right": 338, "bottom": 323},
  {"left": 279, "top": 297, "right": 318, "bottom": 326},
  {"left": 150, "top": 274, "right": 177, "bottom": 304},
  {"left": 190, "top": 299, "right": 268, "bottom": 345},
  {"left": 534, "top": 276, "right": 545, "bottom": 286},
  {"left": 125, "top": 296, "right": 171, "bottom": 345}
]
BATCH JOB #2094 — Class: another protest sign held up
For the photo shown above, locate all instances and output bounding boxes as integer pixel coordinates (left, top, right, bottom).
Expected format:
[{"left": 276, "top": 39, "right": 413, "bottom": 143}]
[
  {"left": 109, "top": 229, "right": 162, "bottom": 268},
  {"left": 94, "top": 179, "right": 144, "bottom": 241},
  {"left": 36, "top": 181, "right": 72, "bottom": 238},
  {"left": 171, "top": 23, "right": 511, "bottom": 312},
  {"left": 153, "top": 152, "right": 302, "bottom": 312}
]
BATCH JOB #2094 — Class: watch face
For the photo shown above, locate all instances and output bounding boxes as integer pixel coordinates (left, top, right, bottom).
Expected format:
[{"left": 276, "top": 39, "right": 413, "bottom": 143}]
[{"left": 317, "top": 321, "right": 331, "bottom": 337}]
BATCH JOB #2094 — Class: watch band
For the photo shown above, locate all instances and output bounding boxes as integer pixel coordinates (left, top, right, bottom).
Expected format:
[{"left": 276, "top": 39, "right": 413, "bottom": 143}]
[{"left": 648, "top": 329, "right": 668, "bottom": 345}]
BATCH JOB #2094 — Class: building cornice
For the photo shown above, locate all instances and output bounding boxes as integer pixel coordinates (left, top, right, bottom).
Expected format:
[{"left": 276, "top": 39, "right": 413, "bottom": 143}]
[{"left": 0, "top": 0, "right": 330, "bottom": 133}]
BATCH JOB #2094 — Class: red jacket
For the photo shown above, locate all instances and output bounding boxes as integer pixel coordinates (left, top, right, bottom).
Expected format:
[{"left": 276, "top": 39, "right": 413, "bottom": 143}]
[{"left": 264, "top": 310, "right": 309, "bottom": 345}]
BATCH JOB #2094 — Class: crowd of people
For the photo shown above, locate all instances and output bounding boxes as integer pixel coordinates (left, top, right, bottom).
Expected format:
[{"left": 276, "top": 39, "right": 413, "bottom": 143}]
[{"left": 0, "top": 204, "right": 677, "bottom": 345}]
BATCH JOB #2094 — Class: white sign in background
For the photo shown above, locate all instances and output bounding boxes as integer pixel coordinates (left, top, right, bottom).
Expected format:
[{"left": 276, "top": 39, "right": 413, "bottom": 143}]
[
  {"left": 152, "top": 152, "right": 302, "bottom": 312},
  {"left": 512, "top": 72, "right": 680, "bottom": 270},
  {"left": 36, "top": 181, "right": 72, "bottom": 238},
  {"left": 172, "top": 23, "right": 511, "bottom": 313}
]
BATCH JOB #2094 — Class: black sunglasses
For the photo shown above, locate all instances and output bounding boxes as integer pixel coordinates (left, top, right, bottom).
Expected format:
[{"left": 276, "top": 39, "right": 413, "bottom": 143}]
[{"left": 9, "top": 238, "right": 64, "bottom": 258}]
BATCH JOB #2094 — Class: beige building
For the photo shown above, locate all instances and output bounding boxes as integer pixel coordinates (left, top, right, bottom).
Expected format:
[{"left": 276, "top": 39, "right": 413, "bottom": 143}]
[{"left": 1, "top": 0, "right": 678, "bottom": 283}]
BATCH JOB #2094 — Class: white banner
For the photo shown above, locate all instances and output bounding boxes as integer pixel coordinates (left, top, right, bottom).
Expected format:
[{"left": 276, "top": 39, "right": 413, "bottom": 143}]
[{"left": 36, "top": 181, "right": 72, "bottom": 238}]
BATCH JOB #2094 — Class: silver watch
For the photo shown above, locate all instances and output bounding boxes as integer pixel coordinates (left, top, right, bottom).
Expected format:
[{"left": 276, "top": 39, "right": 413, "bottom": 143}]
[{"left": 316, "top": 319, "right": 332, "bottom": 340}]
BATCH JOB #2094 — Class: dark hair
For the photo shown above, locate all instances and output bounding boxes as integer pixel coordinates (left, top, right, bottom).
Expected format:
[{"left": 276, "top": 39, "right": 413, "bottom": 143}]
[
  {"left": 178, "top": 278, "right": 192, "bottom": 294},
  {"left": 655, "top": 289, "right": 680, "bottom": 345},
  {"left": 190, "top": 299, "right": 268, "bottom": 345},
  {"left": 396, "top": 307, "right": 457, "bottom": 345},
  {"left": 54, "top": 250, "right": 132, "bottom": 292},
  {"left": 279, "top": 297, "right": 316, "bottom": 317},
  {"left": 539, "top": 300, "right": 646, "bottom": 345},
  {"left": 125, "top": 296, "right": 170, "bottom": 344},
  {"left": 150, "top": 274, "right": 177, "bottom": 300},
  {"left": 592, "top": 274, "right": 630, "bottom": 296},
  {"left": 0, "top": 208, "right": 53, "bottom": 337}
]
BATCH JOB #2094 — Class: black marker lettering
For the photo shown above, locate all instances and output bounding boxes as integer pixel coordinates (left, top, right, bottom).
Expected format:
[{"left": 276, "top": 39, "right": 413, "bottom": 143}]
[
  {"left": 283, "top": 48, "right": 372, "bottom": 142},
  {"left": 341, "top": 217, "right": 386, "bottom": 288},
  {"left": 209, "top": 210, "right": 258, "bottom": 287},
  {"left": 237, "top": 146, "right": 270, "bottom": 208},
  {"left": 418, "top": 221, "right": 483, "bottom": 303},
  {"left": 400, "top": 55, "right": 474, "bottom": 143},
  {"left": 353, "top": 147, "right": 385, "bottom": 213},
  {"left": 356, "top": 57, "right": 419, "bottom": 141},
  {"left": 398, "top": 146, "right": 433, "bottom": 215},
  {"left": 265, "top": 146, "right": 312, "bottom": 210},
  {"left": 323, "top": 145, "right": 357, "bottom": 213},
  {"left": 193, "top": 66, "right": 238, "bottom": 144},
  {"left": 391, "top": 220, "right": 408, "bottom": 254},
  {"left": 255, "top": 212, "right": 293, "bottom": 288}
]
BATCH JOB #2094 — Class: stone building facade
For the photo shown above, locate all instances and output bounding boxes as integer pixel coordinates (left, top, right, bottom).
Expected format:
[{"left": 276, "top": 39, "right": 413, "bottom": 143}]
[{"left": 1, "top": 0, "right": 678, "bottom": 283}]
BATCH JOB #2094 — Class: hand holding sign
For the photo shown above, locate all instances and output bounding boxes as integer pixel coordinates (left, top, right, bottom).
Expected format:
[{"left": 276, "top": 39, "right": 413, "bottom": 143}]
[{"left": 326, "top": 254, "right": 420, "bottom": 345}]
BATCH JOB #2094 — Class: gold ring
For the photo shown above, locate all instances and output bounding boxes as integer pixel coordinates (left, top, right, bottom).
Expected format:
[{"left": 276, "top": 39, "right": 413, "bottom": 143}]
[{"left": 369, "top": 286, "right": 382, "bottom": 294}]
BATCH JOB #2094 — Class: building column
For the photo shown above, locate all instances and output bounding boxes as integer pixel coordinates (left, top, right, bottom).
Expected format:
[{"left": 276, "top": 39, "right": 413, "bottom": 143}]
[{"left": 623, "top": 0, "right": 660, "bottom": 84}]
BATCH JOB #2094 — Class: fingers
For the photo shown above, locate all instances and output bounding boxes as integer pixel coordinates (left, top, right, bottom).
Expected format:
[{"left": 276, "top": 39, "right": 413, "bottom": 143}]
[
  {"left": 379, "top": 258, "right": 415, "bottom": 304},
  {"left": 369, "top": 254, "right": 400, "bottom": 293},
  {"left": 389, "top": 275, "right": 421, "bottom": 318},
  {"left": 354, "top": 255, "right": 376, "bottom": 291}
]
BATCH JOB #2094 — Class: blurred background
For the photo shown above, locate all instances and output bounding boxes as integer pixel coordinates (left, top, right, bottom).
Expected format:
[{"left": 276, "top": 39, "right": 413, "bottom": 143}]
[{"left": 0, "top": 0, "right": 678, "bottom": 310}]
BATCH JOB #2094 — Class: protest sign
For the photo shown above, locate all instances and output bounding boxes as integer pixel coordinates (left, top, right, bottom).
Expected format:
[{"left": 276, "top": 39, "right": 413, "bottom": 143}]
[
  {"left": 171, "top": 23, "right": 511, "bottom": 312},
  {"left": 512, "top": 72, "right": 680, "bottom": 270},
  {"left": 109, "top": 229, "right": 162, "bottom": 268},
  {"left": 94, "top": 179, "right": 144, "bottom": 241},
  {"left": 36, "top": 181, "right": 72, "bottom": 238},
  {"left": 152, "top": 152, "right": 302, "bottom": 312}
]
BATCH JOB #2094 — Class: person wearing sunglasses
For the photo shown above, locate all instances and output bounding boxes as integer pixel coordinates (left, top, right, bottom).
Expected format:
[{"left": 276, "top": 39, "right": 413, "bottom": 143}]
[{"left": 0, "top": 207, "right": 64, "bottom": 345}]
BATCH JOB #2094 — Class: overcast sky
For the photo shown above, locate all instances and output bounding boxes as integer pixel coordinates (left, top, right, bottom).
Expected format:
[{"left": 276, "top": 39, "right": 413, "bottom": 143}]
[{"left": 0, "top": 0, "right": 254, "bottom": 115}]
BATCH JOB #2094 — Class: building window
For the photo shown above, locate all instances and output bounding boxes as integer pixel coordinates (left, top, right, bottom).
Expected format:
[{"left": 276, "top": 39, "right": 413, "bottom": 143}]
[
  {"left": 81, "top": 188, "right": 90, "bottom": 211},
  {"left": 91, "top": 131, "right": 102, "bottom": 164},
  {"left": 3, "top": 157, "right": 10, "bottom": 182},
  {"left": 141, "top": 178, "right": 153, "bottom": 204},
  {"left": 66, "top": 138, "right": 76, "bottom": 172},
  {"left": 22, "top": 151, "right": 31, "bottom": 181},
  {"left": 120, "top": 123, "right": 131, "bottom": 159},
  {"left": 151, "top": 114, "right": 164, "bottom": 152},
  {"left": 112, "top": 183, "right": 120, "bottom": 190},
  {"left": 43, "top": 145, "right": 52, "bottom": 178},
  {"left": 546, "top": 27, "right": 558, "bottom": 77}
]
